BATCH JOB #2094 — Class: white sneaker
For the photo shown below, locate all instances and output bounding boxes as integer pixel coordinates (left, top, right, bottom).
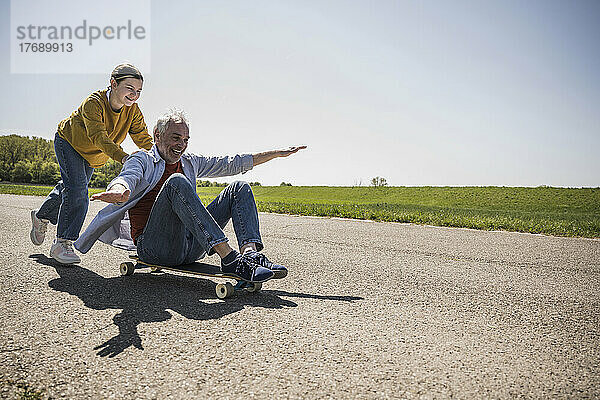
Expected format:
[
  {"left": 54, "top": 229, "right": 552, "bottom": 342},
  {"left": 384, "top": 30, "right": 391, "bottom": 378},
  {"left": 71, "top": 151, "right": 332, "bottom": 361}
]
[
  {"left": 50, "top": 239, "right": 81, "bottom": 264},
  {"left": 30, "top": 210, "right": 49, "bottom": 245}
]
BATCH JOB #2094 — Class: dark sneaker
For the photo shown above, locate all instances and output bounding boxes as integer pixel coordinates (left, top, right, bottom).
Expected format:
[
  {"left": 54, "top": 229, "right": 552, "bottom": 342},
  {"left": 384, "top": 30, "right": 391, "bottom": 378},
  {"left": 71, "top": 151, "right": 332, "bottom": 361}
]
[
  {"left": 221, "top": 251, "right": 274, "bottom": 283},
  {"left": 243, "top": 250, "right": 288, "bottom": 279}
]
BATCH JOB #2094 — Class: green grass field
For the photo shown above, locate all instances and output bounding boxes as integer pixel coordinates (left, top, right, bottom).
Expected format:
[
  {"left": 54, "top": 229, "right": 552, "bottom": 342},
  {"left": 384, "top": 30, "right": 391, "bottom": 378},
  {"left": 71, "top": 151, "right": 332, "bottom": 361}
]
[
  {"left": 197, "top": 186, "right": 600, "bottom": 238},
  {"left": 3, "top": 183, "right": 599, "bottom": 238}
]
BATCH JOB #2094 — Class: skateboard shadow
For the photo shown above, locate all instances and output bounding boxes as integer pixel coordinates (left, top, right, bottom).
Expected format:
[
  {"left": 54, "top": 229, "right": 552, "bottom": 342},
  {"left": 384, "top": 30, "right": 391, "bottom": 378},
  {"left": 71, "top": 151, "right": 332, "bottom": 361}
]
[
  {"left": 31, "top": 254, "right": 362, "bottom": 358},
  {"left": 30, "top": 254, "right": 298, "bottom": 358}
]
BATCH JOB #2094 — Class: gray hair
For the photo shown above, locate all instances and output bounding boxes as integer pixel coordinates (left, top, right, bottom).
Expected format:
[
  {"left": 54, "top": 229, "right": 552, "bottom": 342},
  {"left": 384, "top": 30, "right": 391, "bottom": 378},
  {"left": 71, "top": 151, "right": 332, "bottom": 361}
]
[{"left": 154, "top": 108, "right": 189, "bottom": 137}]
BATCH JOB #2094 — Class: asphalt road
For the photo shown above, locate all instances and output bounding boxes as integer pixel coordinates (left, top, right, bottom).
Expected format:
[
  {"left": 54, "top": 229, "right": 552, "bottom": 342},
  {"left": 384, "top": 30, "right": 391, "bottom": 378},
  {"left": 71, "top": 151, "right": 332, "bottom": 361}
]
[{"left": 1, "top": 194, "right": 599, "bottom": 399}]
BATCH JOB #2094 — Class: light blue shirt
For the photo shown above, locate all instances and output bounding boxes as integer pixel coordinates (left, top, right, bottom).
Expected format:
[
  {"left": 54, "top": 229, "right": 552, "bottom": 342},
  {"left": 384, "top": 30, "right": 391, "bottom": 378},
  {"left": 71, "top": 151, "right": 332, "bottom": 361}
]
[{"left": 74, "top": 145, "right": 253, "bottom": 253}]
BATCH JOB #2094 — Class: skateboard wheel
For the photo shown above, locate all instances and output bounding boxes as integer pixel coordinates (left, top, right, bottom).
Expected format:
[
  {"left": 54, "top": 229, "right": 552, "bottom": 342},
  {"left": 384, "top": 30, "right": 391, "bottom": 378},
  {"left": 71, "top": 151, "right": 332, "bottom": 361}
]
[
  {"left": 246, "top": 282, "right": 262, "bottom": 293},
  {"left": 120, "top": 262, "right": 135, "bottom": 276},
  {"left": 216, "top": 282, "right": 235, "bottom": 299}
]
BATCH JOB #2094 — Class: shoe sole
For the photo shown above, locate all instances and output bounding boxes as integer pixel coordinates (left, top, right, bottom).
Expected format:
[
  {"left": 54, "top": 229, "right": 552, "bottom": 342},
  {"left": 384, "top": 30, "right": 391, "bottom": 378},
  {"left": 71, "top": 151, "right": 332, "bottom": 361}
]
[
  {"left": 50, "top": 254, "right": 81, "bottom": 265},
  {"left": 272, "top": 270, "right": 288, "bottom": 279},
  {"left": 30, "top": 210, "right": 44, "bottom": 246}
]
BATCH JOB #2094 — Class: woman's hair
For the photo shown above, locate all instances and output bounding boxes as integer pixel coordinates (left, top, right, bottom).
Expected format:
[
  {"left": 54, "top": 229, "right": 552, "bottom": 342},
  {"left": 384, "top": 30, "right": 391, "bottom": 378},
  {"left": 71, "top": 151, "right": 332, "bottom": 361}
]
[
  {"left": 111, "top": 63, "right": 143, "bottom": 84},
  {"left": 154, "top": 108, "right": 189, "bottom": 138}
]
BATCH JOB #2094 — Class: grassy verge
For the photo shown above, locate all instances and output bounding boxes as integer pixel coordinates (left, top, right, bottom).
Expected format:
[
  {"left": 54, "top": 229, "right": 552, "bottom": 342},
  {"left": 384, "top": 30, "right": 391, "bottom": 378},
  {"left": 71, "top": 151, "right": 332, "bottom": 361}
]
[
  {"left": 0, "top": 183, "right": 104, "bottom": 197},
  {"left": 3, "top": 183, "right": 598, "bottom": 238},
  {"left": 198, "top": 186, "right": 600, "bottom": 238}
]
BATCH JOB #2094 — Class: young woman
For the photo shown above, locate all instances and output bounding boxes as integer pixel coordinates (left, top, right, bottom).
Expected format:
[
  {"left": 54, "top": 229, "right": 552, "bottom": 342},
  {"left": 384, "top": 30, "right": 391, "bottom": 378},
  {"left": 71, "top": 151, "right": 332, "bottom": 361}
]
[{"left": 30, "top": 63, "right": 153, "bottom": 264}]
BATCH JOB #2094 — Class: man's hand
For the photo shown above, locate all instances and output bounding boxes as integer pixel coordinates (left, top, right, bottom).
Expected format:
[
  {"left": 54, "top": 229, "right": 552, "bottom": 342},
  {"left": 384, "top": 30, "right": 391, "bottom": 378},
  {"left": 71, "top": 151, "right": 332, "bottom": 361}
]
[
  {"left": 252, "top": 146, "right": 307, "bottom": 167},
  {"left": 90, "top": 184, "right": 130, "bottom": 203},
  {"left": 278, "top": 146, "right": 307, "bottom": 157}
]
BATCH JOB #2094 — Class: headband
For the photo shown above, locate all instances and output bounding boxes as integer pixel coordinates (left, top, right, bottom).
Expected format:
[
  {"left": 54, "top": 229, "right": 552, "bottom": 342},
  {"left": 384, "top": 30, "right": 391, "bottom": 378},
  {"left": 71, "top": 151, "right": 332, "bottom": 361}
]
[{"left": 112, "top": 73, "right": 143, "bottom": 81}]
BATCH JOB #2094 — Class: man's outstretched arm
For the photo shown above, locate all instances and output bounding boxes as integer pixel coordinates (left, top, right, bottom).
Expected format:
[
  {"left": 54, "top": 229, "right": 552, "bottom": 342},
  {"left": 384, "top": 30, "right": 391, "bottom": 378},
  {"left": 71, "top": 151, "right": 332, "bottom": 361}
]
[{"left": 252, "top": 146, "right": 307, "bottom": 167}]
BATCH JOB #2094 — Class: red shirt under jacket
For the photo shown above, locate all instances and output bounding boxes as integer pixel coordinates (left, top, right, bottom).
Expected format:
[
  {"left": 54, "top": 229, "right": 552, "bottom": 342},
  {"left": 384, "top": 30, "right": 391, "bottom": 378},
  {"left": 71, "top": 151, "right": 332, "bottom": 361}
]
[{"left": 129, "top": 161, "right": 183, "bottom": 243}]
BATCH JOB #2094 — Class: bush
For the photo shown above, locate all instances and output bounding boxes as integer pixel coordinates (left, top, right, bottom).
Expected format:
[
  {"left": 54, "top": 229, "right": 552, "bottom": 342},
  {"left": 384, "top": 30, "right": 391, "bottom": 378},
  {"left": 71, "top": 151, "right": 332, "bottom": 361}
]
[
  {"left": 371, "top": 176, "right": 387, "bottom": 187},
  {"left": 30, "top": 160, "right": 60, "bottom": 184},
  {"left": 197, "top": 180, "right": 227, "bottom": 187},
  {"left": 0, "top": 134, "right": 59, "bottom": 184},
  {"left": 89, "top": 159, "right": 122, "bottom": 188},
  {"left": 0, "top": 163, "right": 11, "bottom": 181},
  {"left": 11, "top": 160, "right": 33, "bottom": 183}
]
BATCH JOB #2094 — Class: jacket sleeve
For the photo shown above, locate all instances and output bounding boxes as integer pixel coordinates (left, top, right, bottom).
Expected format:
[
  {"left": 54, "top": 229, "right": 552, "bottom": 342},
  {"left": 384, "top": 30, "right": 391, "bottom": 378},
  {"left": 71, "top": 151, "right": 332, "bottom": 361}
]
[
  {"left": 192, "top": 154, "right": 254, "bottom": 178},
  {"left": 107, "top": 152, "right": 147, "bottom": 193},
  {"left": 80, "top": 98, "right": 128, "bottom": 163}
]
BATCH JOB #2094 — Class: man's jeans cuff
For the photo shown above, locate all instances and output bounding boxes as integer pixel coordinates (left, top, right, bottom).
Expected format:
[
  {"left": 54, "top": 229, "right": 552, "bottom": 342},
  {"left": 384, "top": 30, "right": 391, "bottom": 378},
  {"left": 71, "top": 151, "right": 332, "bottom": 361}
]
[
  {"left": 239, "top": 239, "right": 263, "bottom": 252},
  {"left": 207, "top": 237, "right": 229, "bottom": 256}
]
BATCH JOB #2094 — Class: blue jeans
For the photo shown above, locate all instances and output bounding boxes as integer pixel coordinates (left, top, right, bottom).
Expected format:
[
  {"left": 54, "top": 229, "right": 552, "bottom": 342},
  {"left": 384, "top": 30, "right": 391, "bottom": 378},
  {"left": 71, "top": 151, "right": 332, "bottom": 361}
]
[
  {"left": 36, "top": 133, "right": 94, "bottom": 241},
  {"left": 136, "top": 174, "right": 263, "bottom": 267}
]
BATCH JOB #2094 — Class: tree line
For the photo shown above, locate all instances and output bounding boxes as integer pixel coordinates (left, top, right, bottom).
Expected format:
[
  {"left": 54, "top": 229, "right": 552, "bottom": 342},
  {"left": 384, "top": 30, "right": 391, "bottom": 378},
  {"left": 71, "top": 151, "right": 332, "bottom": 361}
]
[
  {"left": 0, "top": 134, "right": 122, "bottom": 187},
  {"left": 0, "top": 134, "right": 60, "bottom": 185}
]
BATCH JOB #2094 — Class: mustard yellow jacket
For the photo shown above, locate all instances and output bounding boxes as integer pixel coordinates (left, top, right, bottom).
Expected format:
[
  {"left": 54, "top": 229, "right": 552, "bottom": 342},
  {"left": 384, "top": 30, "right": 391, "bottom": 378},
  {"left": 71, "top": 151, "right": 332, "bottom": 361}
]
[{"left": 57, "top": 89, "right": 153, "bottom": 168}]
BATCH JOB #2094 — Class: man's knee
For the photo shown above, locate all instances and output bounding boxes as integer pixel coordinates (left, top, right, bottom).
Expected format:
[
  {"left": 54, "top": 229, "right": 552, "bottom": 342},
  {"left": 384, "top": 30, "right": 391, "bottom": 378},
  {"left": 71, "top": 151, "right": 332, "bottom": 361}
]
[
  {"left": 230, "top": 180, "right": 251, "bottom": 194},
  {"left": 164, "top": 173, "right": 193, "bottom": 192}
]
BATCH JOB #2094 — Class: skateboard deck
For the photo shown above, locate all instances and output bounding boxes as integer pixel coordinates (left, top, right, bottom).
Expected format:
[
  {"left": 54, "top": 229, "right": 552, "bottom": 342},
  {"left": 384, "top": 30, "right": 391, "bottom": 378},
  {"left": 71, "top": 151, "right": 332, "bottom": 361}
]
[{"left": 119, "top": 255, "right": 263, "bottom": 299}]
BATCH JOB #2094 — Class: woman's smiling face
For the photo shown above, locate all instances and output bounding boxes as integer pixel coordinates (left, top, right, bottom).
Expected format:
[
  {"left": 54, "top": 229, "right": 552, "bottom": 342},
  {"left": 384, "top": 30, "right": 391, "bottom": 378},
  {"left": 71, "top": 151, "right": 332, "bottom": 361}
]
[{"left": 110, "top": 77, "right": 143, "bottom": 108}]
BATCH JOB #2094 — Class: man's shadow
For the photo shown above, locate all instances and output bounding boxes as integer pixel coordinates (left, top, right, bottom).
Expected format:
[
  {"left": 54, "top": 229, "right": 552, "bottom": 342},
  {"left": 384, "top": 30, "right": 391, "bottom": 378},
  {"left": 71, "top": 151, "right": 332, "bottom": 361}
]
[{"left": 30, "top": 254, "right": 362, "bottom": 358}]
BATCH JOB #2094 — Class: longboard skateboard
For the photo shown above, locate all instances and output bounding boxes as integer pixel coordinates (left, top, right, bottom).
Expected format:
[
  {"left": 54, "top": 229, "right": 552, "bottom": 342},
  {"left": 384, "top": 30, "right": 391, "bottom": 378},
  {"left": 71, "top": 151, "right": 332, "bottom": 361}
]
[{"left": 120, "top": 255, "right": 264, "bottom": 299}]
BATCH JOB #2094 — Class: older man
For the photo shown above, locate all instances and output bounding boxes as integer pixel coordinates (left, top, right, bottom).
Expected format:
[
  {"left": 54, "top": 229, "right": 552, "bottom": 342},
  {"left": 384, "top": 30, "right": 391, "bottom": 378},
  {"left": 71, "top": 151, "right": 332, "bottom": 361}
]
[{"left": 74, "top": 109, "right": 305, "bottom": 282}]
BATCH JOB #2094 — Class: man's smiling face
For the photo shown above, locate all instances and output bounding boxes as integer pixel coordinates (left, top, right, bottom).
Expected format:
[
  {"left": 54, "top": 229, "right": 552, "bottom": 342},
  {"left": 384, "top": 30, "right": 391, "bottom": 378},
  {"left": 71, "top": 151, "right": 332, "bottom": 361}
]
[{"left": 155, "top": 122, "right": 189, "bottom": 164}]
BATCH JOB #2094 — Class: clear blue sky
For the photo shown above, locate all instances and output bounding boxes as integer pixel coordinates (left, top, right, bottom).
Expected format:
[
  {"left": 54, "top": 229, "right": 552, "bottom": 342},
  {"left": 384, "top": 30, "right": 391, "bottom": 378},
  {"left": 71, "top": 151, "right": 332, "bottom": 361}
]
[{"left": 1, "top": 0, "right": 598, "bottom": 186}]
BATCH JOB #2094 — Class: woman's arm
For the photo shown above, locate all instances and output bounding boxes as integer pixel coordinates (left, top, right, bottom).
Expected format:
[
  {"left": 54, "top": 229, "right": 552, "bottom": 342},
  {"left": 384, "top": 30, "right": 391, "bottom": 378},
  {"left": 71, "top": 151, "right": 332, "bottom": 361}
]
[
  {"left": 81, "top": 99, "right": 129, "bottom": 163},
  {"left": 129, "top": 104, "right": 154, "bottom": 151}
]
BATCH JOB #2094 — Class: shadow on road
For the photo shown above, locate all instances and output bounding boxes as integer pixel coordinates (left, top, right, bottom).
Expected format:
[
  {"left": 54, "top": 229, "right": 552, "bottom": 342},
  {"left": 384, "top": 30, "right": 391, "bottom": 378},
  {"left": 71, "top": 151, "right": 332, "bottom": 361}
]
[
  {"left": 269, "top": 290, "right": 363, "bottom": 302},
  {"left": 30, "top": 254, "right": 362, "bottom": 358}
]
